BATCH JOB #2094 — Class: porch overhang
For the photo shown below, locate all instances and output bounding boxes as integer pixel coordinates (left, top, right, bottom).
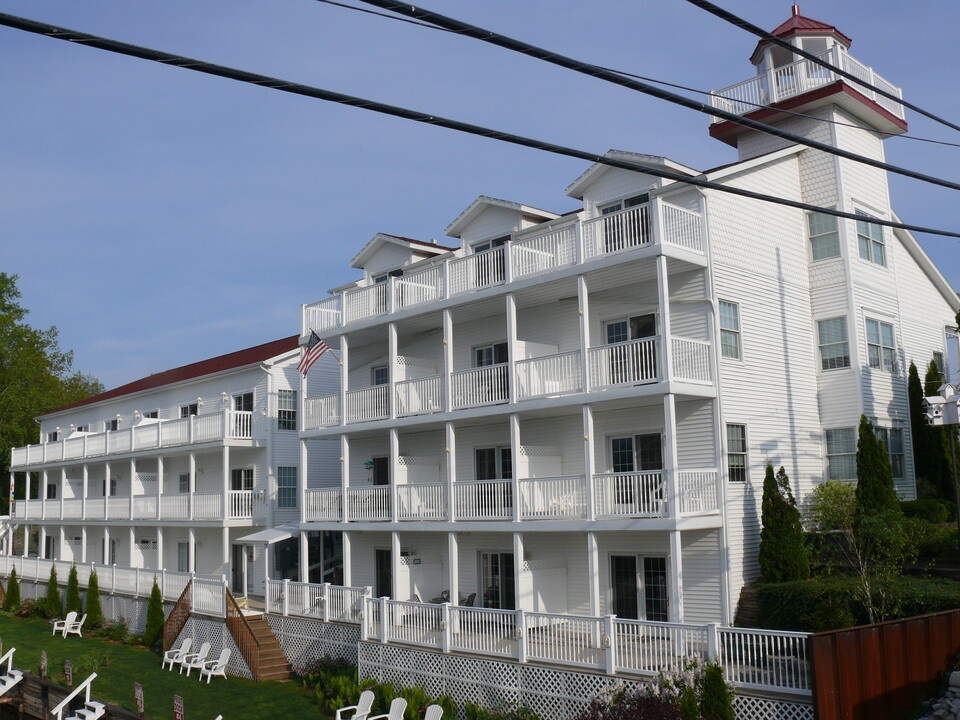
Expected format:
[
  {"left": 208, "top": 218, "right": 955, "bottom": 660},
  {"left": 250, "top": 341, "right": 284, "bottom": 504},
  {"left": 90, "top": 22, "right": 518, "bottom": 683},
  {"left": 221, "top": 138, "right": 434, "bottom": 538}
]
[{"left": 236, "top": 524, "right": 299, "bottom": 545}]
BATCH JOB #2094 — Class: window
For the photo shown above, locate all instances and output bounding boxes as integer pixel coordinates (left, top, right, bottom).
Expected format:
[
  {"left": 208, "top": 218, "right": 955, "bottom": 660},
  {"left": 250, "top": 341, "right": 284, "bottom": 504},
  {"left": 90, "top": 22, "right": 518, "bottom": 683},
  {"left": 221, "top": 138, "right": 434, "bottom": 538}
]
[
  {"left": 231, "top": 468, "right": 253, "bottom": 491},
  {"left": 143, "top": 410, "right": 159, "bottom": 419},
  {"left": 875, "top": 427, "right": 905, "bottom": 482},
  {"left": 603, "top": 315, "right": 657, "bottom": 384},
  {"left": 277, "top": 466, "right": 297, "bottom": 508},
  {"left": 856, "top": 212, "right": 886, "bottom": 266},
  {"left": 818, "top": 317, "right": 850, "bottom": 370},
  {"left": 75, "top": 425, "right": 86, "bottom": 433},
  {"left": 375, "top": 548, "right": 392, "bottom": 598},
  {"left": 472, "top": 236, "right": 509, "bottom": 286},
  {"left": 233, "top": 392, "right": 253, "bottom": 412},
  {"left": 610, "top": 555, "right": 668, "bottom": 622},
  {"left": 473, "top": 342, "right": 508, "bottom": 367},
  {"left": 719, "top": 301, "right": 741, "bottom": 360},
  {"left": 102, "top": 477, "right": 117, "bottom": 497},
  {"left": 46, "top": 483, "right": 57, "bottom": 500},
  {"left": 480, "top": 551, "right": 515, "bottom": 609},
  {"left": 475, "top": 447, "right": 512, "bottom": 514},
  {"left": 808, "top": 212, "right": 840, "bottom": 261},
  {"left": 104, "top": 418, "right": 118, "bottom": 432},
  {"left": 179, "top": 473, "right": 191, "bottom": 493},
  {"left": 609, "top": 435, "right": 663, "bottom": 508},
  {"left": 727, "top": 424, "right": 747, "bottom": 482},
  {"left": 371, "top": 365, "right": 389, "bottom": 386},
  {"left": 47, "top": 431, "right": 59, "bottom": 443},
  {"left": 103, "top": 538, "right": 117, "bottom": 566},
  {"left": 44, "top": 536, "right": 56, "bottom": 561},
  {"left": 476, "top": 447, "right": 512, "bottom": 480},
  {"left": 866, "top": 319, "right": 897, "bottom": 372},
  {"left": 177, "top": 542, "right": 189, "bottom": 573},
  {"left": 370, "top": 456, "right": 390, "bottom": 486},
  {"left": 933, "top": 352, "right": 946, "bottom": 377},
  {"left": 825, "top": 428, "right": 856, "bottom": 480},
  {"left": 180, "top": 403, "right": 198, "bottom": 418},
  {"left": 277, "top": 389, "right": 297, "bottom": 431},
  {"left": 599, "top": 194, "right": 650, "bottom": 252}
]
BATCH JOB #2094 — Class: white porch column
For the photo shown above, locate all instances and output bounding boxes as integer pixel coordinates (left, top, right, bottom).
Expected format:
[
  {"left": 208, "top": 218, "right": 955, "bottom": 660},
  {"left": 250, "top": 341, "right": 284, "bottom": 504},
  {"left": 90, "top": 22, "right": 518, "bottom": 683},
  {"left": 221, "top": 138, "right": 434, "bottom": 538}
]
[
  {"left": 342, "top": 531, "right": 352, "bottom": 587},
  {"left": 60, "top": 468, "right": 66, "bottom": 520},
  {"left": 80, "top": 526, "right": 87, "bottom": 564},
  {"left": 339, "top": 334, "right": 349, "bottom": 427},
  {"left": 577, "top": 275, "right": 590, "bottom": 392},
  {"left": 669, "top": 530, "right": 684, "bottom": 623},
  {"left": 506, "top": 293, "right": 518, "bottom": 404},
  {"left": 445, "top": 422, "right": 456, "bottom": 522},
  {"left": 587, "top": 532, "right": 600, "bottom": 616},
  {"left": 188, "top": 527, "right": 196, "bottom": 574},
  {"left": 299, "top": 438, "right": 309, "bottom": 527},
  {"left": 388, "top": 322, "right": 398, "bottom": 420},
  {"left": 156, "top": 527, "right": 164, "bottom": 571},
  {"left": 509, "top": 414, "right": 521, "bottom": 522},
  {"left": 663, "top": 394, "right": 681, "bottom": 518},
  {"left": 129, "top": 458, "right": 136, "bottom": 520},
  {"left": 102, "top": 526, "right": 110, "bottom": 565},
  {"left": 129, "top": 526, "right": 136, "bottom": 567},
  {"left": 22, "top": 525, "right": 28, "bottom": 558},
  {"left": 41, "top": 470, "right": 48, "bottom": 520},
  {"left": 389, "top": 428, "right": 400, "bottom": 524},
  {"left": 104, "top": 461, "right": 111, "bottom": 509},
  {"left": 156, "top": 455, "right": 163, "bottom": 521},
  {"left": 447, "top": 531, "right": 459, "bottom": 605},
  {"left": 299, "top": 530, "right": 309, "bottom": 583},
  {"left": 656, "top": 255, "right": 673, "bottom": 382},
  {"left": 39, "top": 526, "right": 47, "bottom": 559},
  {"left": 222, "top": 526, "right": 230, "bottom": 579},
  {"left": 222, "top": 446, "right": 230, "bottom": 521},
  {"left": 442, "top": 309, "right": 453, "bottom": 412},
  {"left": 81, "top": 465, "right": 88, "bottom": 521},
  {"left": 512, "top": 532, "right": 529, "bottom": 610},
  {"left": 188, "top": 452, "right": 196, "bottom": 521},
  {"left": 390, "top": 531, "right": 401, "bottom": 599},
  {"left": 341, "top": 434, "right": 350, "bottom": 522},
  {"left": 7, "top": 471, "right": 12, "bottom": 525},
  {"left": 60, "top": 527, "right": 66, "bottom": 563},
  {"left": 583, "top": 404, "right": 596, "bottom": 521}
]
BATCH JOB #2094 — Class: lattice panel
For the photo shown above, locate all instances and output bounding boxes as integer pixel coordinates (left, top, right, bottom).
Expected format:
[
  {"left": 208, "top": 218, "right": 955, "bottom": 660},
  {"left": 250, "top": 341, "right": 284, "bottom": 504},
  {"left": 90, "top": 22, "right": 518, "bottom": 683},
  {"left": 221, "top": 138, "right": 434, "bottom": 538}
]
[
  {"left": 267, "top": 615, "right": 361, "bottom": 668},
  {"left": 517, "top": 446, "right": 561, "bottom": 457},
  {"left": 102, "top": 595, "right": 149, "bottom": 633},
  {"left": 733, "top": 695, "right": 814, "bottom": 720},
  {"left": 173, "top": 615, "right": 253, "bottom": 680}
]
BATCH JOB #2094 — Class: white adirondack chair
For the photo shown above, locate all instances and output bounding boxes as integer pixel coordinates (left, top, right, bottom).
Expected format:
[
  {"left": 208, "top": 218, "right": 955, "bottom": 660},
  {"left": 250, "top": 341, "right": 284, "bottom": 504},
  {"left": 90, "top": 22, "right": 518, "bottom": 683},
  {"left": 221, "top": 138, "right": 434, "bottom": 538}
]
[
  {"left": 52, "top": 612, "right": 77, "bottom": 637},
  {"left": 368, "top": 697, "right": 407, "bottom": 720},
  {"left": 65, "top": 614, "right": 87, "bottom": 638},
  {"left": 423, "top": 705, "right": 443, "bottom": 720},
  {"left": 180, "top": 641, "right": 211, "bottom": 676},
  {"left": 198, "top": 648, "right": 231, "bottom": 684},
  {"left": 335, "top": 690, "right": 375, "bottom": 720},
  {"left": 162, "top": 638, "right": 192, "bottom": 671}
]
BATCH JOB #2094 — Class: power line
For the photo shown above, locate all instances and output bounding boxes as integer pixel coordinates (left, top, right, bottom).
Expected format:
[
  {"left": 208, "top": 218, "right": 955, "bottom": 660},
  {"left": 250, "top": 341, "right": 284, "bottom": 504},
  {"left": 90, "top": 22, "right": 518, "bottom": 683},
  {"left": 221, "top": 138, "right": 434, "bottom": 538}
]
[
  {"left": 314, "top": 0, "right": 960, "bottom": 150},
  {"left": 1, "top": 11, "right": 959, "bottom": 241},
  {"left": 681, "top": 0, "right": 960, "bottom": 135},
  {"left": 351, "top": 0, "right": 960, "bottom": 194}
]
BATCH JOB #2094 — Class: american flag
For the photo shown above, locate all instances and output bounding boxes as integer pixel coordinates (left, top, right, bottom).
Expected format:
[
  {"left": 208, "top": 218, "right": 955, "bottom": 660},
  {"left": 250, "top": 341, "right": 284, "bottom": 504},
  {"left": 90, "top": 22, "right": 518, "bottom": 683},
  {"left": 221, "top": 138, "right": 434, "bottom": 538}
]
[{"left": 297, "top": 331, "right": 330, "bottom": 375}]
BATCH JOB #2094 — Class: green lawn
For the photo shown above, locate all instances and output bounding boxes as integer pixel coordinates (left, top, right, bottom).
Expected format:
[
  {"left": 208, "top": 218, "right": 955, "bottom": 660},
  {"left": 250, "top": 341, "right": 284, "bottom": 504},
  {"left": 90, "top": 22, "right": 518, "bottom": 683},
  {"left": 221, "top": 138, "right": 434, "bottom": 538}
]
[{"left": 0, "top": 615, "right": 321, "bottom": 720}]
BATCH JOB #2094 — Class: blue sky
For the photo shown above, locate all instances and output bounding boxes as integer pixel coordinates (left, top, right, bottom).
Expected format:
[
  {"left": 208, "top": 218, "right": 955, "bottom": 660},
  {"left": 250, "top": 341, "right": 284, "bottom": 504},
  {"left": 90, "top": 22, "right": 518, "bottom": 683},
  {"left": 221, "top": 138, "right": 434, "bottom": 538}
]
[{"left": 2, "top": 0, "right": 958, "bottom": 389}]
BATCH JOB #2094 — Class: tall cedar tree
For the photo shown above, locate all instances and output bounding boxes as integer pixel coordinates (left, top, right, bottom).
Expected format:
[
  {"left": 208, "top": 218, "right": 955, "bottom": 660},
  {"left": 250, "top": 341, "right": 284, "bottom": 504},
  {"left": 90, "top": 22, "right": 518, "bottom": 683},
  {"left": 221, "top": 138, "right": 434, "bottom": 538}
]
[
  {"left": 855, "top": 415, "right": 900, "bottom": 525},
  {"left": 908, "top": 362, "right": 939, "bottom": 496},
  {"left": 0, "top": 273, "right": 102, "bottom": 514},
  {"left": 85, "top": 570, "right": 103, "bottom": 627},
  {"left": 143, "top": 580, "right": 165, "bottom": 648},
  {"left": 925, "top": 360, "right": 957, "bottom": 497},
  {"left": 65, "top": 566, "right": 82, "bottom": 615},
  {"left": 759, "top": 464, "right": 809, "bottom": 582},
  {"left": 3, "top": 567, "right": 20, "bottom": 610},
  {"left": 43, "top": 566, "right": 61, "bottom": 618}
]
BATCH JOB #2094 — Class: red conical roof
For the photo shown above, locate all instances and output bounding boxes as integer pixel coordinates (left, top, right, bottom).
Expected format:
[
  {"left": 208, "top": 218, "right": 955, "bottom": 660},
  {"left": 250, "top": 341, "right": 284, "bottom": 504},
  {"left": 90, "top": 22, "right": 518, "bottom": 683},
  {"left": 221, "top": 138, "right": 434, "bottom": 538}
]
[{"left": 750, "top": 5, "right": 852, "bottom": 63}]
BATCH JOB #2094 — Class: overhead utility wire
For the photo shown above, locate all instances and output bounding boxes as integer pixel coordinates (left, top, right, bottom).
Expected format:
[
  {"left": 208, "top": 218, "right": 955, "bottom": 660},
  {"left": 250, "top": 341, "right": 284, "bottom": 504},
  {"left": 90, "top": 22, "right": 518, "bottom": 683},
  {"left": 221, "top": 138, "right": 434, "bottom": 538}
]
[
  {"left": 315, "top": 0, "right": 960, "bottom": 150},
  {"left": 2, "top": 12, "right": 959, "bottom": 241},
  {"left": 681, "top": 0, "right": 960, "bottom": 134},
  {"left": 351, "top": 0, "right": 960, "bottom": 194}
]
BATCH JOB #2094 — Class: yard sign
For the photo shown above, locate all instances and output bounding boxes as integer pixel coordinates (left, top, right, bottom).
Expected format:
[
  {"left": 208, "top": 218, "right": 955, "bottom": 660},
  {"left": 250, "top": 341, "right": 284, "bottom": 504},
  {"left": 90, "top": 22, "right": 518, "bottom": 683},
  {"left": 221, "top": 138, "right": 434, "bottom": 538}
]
[
  {"left": 39, "top": 650, "right": 46, "bottom": 677},
  {"left": 174, "top": 694, "right": 184, "bottom": 720},
  {"left": 64, "top": 659, "right": 72, "bottom": 686},
  {"left": 134, "top": 682, "right": 144, "bottom": 717}
]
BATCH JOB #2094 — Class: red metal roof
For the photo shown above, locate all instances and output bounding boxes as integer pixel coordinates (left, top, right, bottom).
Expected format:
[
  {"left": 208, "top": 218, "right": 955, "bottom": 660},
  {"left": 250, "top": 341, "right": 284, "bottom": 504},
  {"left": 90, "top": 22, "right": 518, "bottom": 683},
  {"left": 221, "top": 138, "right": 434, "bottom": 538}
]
[
  {"left": 382, "top": 233, "right": 457, "bottom": 252},
  {"left": 751, "top": 6, "right": 852, "bottom": 63},
  {"left": 44, "top": 335, "right": 300, "bottom": 416}
]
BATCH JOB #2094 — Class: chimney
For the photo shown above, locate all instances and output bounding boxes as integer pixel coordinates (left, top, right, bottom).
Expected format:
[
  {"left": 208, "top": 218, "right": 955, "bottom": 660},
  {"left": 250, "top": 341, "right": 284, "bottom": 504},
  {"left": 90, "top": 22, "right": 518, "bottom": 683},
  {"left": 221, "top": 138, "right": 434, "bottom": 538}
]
[{"left": 791, "top": 4, "right": 800, "bottom": 16}]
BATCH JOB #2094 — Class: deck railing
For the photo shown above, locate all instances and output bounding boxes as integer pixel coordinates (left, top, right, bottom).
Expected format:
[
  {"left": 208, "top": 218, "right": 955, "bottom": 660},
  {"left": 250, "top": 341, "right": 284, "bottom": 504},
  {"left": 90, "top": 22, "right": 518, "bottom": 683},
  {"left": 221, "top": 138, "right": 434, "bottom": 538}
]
[
  {"left": 453, "top": 480, "right": 513, "bottom": 520},
  {"left": 450, "top": 364, "right": 509, "bottom": 409},
  {"left": 593, "top": 471, "right": 665, "bottom": 517},
  {"left": 515, "top": 351, "right": 582, "bottom": 399},
  {"left": 588, "top": 337, "right": 659, "bottom": 387},
  {"left": 518, "top": 476, "right": 586, "bottom": 519},
  {"left": 395, "top": 374, "right": 445, "bottom": 417},
  {"left": 14, "top": 490, "right": 260, "bottom": 522}
]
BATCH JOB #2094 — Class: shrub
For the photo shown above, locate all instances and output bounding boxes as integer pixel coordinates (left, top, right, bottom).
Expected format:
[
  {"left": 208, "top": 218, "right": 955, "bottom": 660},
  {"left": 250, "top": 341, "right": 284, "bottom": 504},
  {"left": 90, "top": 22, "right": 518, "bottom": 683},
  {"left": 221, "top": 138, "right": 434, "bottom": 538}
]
[
  {"left": 65, "top": 566, "right": 82, "bottom": 616},
  {"left": 433, "top": 695, "right": 458, "bottom": 720},
  {"left": 855, "top": 415, "right": 900, "bottom": 523},
  {"left": 466, "top": 701, "right": 541, "bottom": 720},
  {"left": 14, "top": 599, "right": 45, "bottom": 619},
  {"left": 316, "top": 674, "right": 361, "bottom": 716},
  {"left": 85, "top": 571, "right": 103, "bottom": 628},
  {"left": 572, "top": 691, "right": 680, "bottom": 720},
  {"left": 699, "top": 663, "right": 735, "bottom": 720},
  {"left": 3, "top": 568, "right": 20, "bottom": 610},
  {"left": 901, "top": 499, "right": 952, "bottom": 524},
  {"left": 143, "top": 580, "right": 164, "bottom": 649},
  {"left": 759, "top": 464, "right": 809, "bottom": 583},
  {"left": 43, "top": 566, "right": 61, "bottom": 619},
  {"left": 399, "top": 686, "right": 429, "bottom": 720},
  {"left": 94, "top": 617, "right": 129, "bottom": 642}
]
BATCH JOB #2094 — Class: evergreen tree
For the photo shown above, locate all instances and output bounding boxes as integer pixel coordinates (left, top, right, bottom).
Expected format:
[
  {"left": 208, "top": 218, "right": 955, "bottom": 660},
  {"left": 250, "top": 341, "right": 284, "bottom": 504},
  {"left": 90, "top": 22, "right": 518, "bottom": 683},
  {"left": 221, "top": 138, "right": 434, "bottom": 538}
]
[
  {"left": 65, "top": 566, "right": 82, "bottom": 616},
  {"left": 3, "top": 567, "right": 20, "bottom": 610},
  {"left": 699, "top": 662, "right": 735, "bottom": 720},
  {"left": 924, "top": 360, "right": 956, "bottom": 498},
  {"left": 85, "top": 570, "right": 103, "bottom": 627},
  {"left": 143, "top": 580, "right": 165, "bottom": 649},
  {"left": 759, "top": 464, "right": 809, "bottom": 582},
  {"left": 855, "top": 415, "right": 900, "bottom": 525},
  {"left": 43, "top": 566, "right": 61, "bottom": 619}
]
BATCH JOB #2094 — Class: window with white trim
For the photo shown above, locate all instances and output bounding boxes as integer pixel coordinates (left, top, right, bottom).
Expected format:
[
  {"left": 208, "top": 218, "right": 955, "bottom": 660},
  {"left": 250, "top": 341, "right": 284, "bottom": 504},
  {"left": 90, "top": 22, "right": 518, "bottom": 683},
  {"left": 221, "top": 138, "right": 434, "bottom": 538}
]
[
  {"left": 104, "top": 418, "right": 118, "bottom": 432},
  {"left": 933, "top": 351, "right": 946, "bottom": 377},
  {"left": 179, "top": 473, "right": 191, "bottom": 493},
  {"left": 726, "top": 424, "right": 747, "bottom": 482},
  {"left": 277, "top": 389, "right": 297, "bottom": 431},
  {"left": 180, "top": 403, "right": 198, "bottom": 418},
  {"left": 143, "top": 410, "right": 159, "bottom": 419},
  {"left": 818, "top": 317, "right": 850, "bottom": 370},
  {"left": 277, "top": 466, "right": 298, "bottom": 508},
  {"left": 47, "top": 431, "right": 59, "bottom": 443},
  {"left": 866, "top": 318, "right": 897, "bottom": 372},
  {"left": 856, "top": 211, "right": 886, "bottom": 266},
  {"left": 719, "top": 301, "right": 741, "bottom": 360},
  {"left": 808, "top": 212, "right": 840, "bottom": 261},
  {"left": 825, "top": 428, "right": 856, "bottom": 480},
  {"left": 371, "top": 365, "right": 389, "bottom": 386},
  {"left": 231, "top": 468, "right": 253, "bottom": 491},
  {"left": 875, "top": 427, "right": 905, "bottom": 482}
]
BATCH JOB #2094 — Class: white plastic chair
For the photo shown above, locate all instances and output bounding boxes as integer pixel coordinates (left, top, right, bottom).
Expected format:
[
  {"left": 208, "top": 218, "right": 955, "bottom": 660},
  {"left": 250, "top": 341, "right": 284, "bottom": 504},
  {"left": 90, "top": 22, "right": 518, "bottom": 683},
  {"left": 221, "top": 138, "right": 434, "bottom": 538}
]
[
  {"left": 335, "top": 690, "right": 375, "bottom": 720},
  {"left": 163, "top": 638, "right": 192, "bottom": 671},
  {"left": 64, "top": 613, "right": 86, "bottom": 638},
  {"left": 423, "top": 705, "right": 443, "bottom": 720},
  {"left": 368, "top": 697, "right": 407, "bottom": 720},
  {"left": 180, "top": 641, "right": 211, "bottom": 676},
  {"left": 52, "top": 612, "right": 77, "bottom": 637},
  {"left": 199, "top": 648, "right": 231, "bottom": 684}
]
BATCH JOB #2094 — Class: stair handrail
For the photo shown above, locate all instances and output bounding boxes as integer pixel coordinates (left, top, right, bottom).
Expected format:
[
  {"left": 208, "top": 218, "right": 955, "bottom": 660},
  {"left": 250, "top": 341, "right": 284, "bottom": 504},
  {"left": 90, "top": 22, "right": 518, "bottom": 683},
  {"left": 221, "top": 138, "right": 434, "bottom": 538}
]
[
  {"left": 51, "top": 671, "right": 97, "bottom": 720},
  {"left": 0, "top": 647, "right": 15, "bottom": 675},
  {"left": 163, "top": 579, "right": 192, "bottom": 652},
  {"left": 225, "top": 588, "right": 262, "bottom": 679}
]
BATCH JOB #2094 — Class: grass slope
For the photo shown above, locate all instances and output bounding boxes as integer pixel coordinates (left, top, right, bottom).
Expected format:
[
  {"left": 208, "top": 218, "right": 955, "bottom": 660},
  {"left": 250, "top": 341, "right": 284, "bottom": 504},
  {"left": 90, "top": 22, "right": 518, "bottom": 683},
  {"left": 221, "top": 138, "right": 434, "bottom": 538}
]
[{"left": 0, "top": 616, "right": 319, "bottom": 719}]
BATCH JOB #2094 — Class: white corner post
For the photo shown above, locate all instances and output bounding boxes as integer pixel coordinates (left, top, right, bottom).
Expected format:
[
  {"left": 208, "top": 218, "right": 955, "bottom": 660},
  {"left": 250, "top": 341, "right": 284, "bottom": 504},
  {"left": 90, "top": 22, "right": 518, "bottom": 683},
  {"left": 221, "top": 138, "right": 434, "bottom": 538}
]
[
  {"left": 669, "top": 529, "right": 684, "bottom": 624},
  {"left": 339, "top": 334, "right": 349, "bottom": 427},
  {"left": 390, "top": 531, "right": 401, "bottom": 600},
  {"left": 442, "top": 309, "right": 453, "bottom": 412},
  {"left": 40, "top": 470, "right": 48, "bottom": 520},
  {"left": 342, "top": 531, "right": 352, "bottom": 588},
  {"left": 59, "top": 527, "right": 66, "bottom": 563},
  {"left": 447, "top": 531, "right": 459, "bottom": 605},
  {"left": 80, "top": 526, "right": 87, "bottom": 564},
  {"left": 577, "top": 275, "right": 590, "bottom": 392},
  {"left": 299, "top": 530, "right": 309, "bottom": 584},
  {"left": 341, "top": 434, "right": 350, "bottom": 523},
  {"left": 156, "top": 455, "right": 163, "bottom": 521},
  {"left": 188, "top": 527, "right": 196, "bottom": 574},
  {"left": 102, "top": 526, "right": 110, "bottom": 565},
  {"left": 188, "top": 452, "right": 196, "bottom": 521},
  {"left": 388, "top": 322, "right": 398, "bottom": 420},
  {"left": 222, "top": 526, "right": 230, "bottom": 580},
  {"left": 156, "top": 527, "right": 163, "bottom": 573},
  {"left": 587, "top": 532, "right": 600, "bottom": 616},
  {"left": 299, "top": 437, "right": 309, "bottom": 529},
  {"left": 81, "top": 465, "right": 88, "bottom": 521},
  {"left": 663, "top": 394, "right": 681, "bottom": 518},
  {"left": 129, "top": 458, "right": 136, "bottom": 520},
  {"left": 583, "top": 404, "right": 596, "bottom": 521},
  {"left": 506, "top": 293, "right": 518, "bottom": 404},
  {"left": 445, "top": 422, "right": 456, "bottom": 522},
  {"left": 656, "top": 255, "right": 673, "bottom": 383},
  {"left": 39, "top": 526, "right": 46, "bottom": 559},
  {"left": 222, "top": 446, "right": 230, "bottom": 520},
  {"left": 22, "top": 525, "right": 28, "bottom": 558},
  {"left": 512, "top": 531, "right": 529, "bottom": 611},
  {"left": 60, "top": 467, "right": 67, "bottom": 520},
  {"left": 389, "top": 428, "right": 400, "bottom": 524},
  {"left": 510, "top": 414, "right": 521, "bottom": 523}
]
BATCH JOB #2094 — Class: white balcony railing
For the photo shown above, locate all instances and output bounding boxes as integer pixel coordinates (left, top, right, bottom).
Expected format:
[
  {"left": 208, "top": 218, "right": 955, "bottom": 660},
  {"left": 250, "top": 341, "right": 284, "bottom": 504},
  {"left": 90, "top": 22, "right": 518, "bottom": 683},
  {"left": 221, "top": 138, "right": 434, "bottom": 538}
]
[
  {"left": 345, "top": 385, "right": 390, "bottom": 423},
  {"left": 305, "top": 488, "right": 342, "bottom": 521},
  {"left": 347, "top": 486, "right": 391, "bottom": 521},
  {"left": 397, "top": 484, "right": 448, "bottom": 521},
  {"left": 672, "top": 337, "right": 711, "bottom": 382},
  {"left": 451, "top": 364, "right": 509, "bottom": 409},
  {"left": 11, "top": 409, "right": 261, "bottom": 469},
  {"left": 11, "top": 490, "right": 260, "bottom": 522},
  {"left": 593, "top": 472, "right": 665, "bottom": 517},
  {"left": 305, "top": 394, "right": 341, "bottom": 428},
  {"left": 679, "top": 471, "right": 719, "bottom": 515},
  {"left": 588, "top": 337, "right": 659, "bottom": 387},
  {"left": 453, "top": 480, "right": 513, "bottom": 520},
  {"left": 518, "top": 476, "right": 587, "bottom": 520},
  {"left": 395, "top": 375, "right": 444, "bottom": 417},
  {"left": 302, "top": 198, "right": 706, "bottom": 334},
  {"left": 710, "top": 46, "right": 905, "bottom": 121},
  {"left": 515, "top": 351, "right": 582, "bottom": 399}
]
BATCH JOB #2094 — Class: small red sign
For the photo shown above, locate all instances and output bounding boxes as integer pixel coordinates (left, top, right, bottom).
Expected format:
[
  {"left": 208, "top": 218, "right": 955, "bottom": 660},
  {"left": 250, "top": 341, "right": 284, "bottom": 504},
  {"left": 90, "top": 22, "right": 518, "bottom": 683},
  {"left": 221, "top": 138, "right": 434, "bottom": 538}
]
[
  {"left": 64, "top": 659, "right": 72, "bottom": 686},
  {"left": 174, "top": 694, "right": 184, "bottom": 720},
  {"left": 134, "top": 682, "right": 144, "bottom": 715},
  {"left": 39, "top": 650, "right": 47, "bottom": 677}
]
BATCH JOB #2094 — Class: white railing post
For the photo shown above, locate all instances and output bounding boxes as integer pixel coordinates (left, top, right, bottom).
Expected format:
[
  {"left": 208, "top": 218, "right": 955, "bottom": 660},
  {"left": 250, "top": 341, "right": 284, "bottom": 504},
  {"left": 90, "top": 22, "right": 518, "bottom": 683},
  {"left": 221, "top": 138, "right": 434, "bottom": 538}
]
[
  {"left": 516, "top": 609, "right": 527, "bottom": 664},
  {"left": 322, "top": 583, "right": 330, "bottom": 622},
  {"left": 707, "top": 622, "right": 719, "bottom": 663},
  {"left": 283, "top": 578, "right": 290, "bottom": 616},
  {"left": 380, "top": 597, "right": 389, "bottom": 643},
  {"left": 603, "top": 614, "right": 617, "bottom": 675},
  {"left": 160, "top": 569, "right": 166, "bottom": 599},
  {"left": 189, "top": 415, "right": 195, "bottom": 444},
  {"left": 442, "top": 261, "right": 450, "bottom": 300},
  {"left": 265, "top": 581, "right": 272, "bottom": 614},
  {"left": 441, "top": 602, "right": 451, "bottom": 653},
  {"left": 135, "top": 567, "right": 141, "bottom": 597}
]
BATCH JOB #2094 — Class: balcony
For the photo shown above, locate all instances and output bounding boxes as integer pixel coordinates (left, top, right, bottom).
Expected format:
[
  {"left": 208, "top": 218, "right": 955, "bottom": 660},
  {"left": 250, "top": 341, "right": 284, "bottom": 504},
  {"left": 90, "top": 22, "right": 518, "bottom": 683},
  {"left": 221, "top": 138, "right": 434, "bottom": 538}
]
[
  {"left": 304, "top": 336, "right": 711, "bottom": 430},
  {"left": 11, "top": 489, "right": 265, "bottom": 522},
  {"left": 710, "top": 46, "right": 905, "bottom": 121},
  {"left": 302, "top": 470, "right": 718, "bottom": 523},
  {"left": 303, "top": 199, "right": 705, "bottom": 333},
  {"left": 10, "top": 410, "right": 261, "bottom": 469}
]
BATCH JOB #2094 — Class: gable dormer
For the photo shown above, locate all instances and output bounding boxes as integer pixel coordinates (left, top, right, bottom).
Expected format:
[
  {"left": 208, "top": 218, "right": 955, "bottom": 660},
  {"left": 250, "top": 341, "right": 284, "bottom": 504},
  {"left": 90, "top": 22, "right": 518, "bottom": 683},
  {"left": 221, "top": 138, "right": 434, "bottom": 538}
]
[
  {"left": 349, "top": 233, "right": 454, "bottom": 285},
  {"left": 445, "top": 196, "right": 558, "bottom": 249}
]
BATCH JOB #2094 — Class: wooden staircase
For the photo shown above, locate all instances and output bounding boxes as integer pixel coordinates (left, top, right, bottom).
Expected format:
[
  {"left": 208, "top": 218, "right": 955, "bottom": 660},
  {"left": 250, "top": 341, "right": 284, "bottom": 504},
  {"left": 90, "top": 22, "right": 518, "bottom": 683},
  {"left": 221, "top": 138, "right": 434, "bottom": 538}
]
[{"left": 242, "top": 614, "right": 291, "bottom": 681}]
